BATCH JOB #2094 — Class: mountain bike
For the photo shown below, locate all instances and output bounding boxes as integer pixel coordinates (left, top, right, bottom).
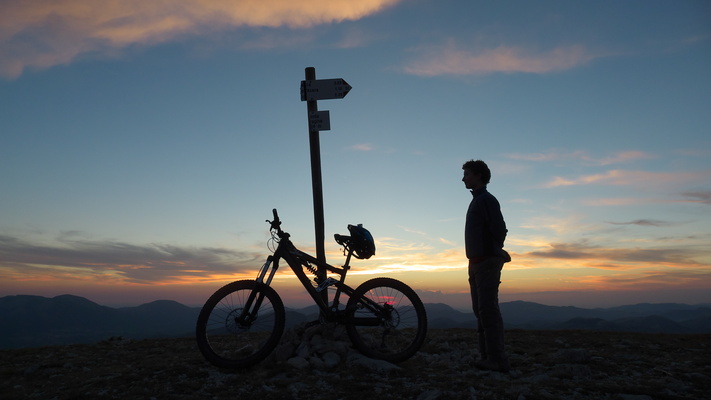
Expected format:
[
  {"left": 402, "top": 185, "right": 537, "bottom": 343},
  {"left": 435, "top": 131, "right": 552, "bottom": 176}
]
[{"left": 196, "top": 209, "right": 427, "bottom": 368}]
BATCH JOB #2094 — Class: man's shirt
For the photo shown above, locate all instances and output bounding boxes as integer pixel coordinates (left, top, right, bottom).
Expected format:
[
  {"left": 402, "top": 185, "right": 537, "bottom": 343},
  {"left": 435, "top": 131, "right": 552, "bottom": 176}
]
[{"left": 465, "top": 186, "right": 507, "bottom": 261}]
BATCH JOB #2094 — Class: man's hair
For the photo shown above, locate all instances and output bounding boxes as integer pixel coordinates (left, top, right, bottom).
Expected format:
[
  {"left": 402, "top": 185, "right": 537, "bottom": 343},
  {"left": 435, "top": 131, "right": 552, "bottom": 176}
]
[{"left": 462, "top": 159, "right": 491, "bottom": 184}]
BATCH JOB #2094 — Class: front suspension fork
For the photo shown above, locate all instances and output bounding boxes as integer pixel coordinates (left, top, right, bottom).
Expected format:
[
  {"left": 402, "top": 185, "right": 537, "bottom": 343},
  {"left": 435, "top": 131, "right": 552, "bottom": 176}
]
[{"left": 238, "top": 256, "right": 278, "bottom": 327}]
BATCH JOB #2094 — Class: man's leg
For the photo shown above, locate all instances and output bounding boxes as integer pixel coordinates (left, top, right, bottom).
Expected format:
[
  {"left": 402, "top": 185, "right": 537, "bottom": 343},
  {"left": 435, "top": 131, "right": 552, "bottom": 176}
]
[
  {"left": 468, "top": 260, "right": 487, "bottom": 360},
  {"left": 471, "top": 257, "right": 508, "bottom": 371}
]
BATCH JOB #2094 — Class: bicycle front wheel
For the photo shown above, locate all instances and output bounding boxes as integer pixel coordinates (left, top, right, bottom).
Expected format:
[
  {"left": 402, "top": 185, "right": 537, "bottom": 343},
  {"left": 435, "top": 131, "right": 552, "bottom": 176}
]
[
  {"left": 346, "top": 277, "right": 427, "bottom": 363},
  {"left": 196, "top": 280, "right": 285, "bottom": 368}
]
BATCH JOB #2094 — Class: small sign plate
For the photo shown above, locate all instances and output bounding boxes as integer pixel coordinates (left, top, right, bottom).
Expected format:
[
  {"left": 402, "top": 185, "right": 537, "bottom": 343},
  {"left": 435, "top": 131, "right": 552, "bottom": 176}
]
[{"left": 309, "top": 110, "right": 330, "bottom": 131}]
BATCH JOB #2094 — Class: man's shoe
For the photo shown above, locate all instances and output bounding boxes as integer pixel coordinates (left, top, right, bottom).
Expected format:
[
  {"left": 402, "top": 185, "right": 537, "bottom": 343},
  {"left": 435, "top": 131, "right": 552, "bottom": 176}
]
[{"left": 474, "top": 358, "right": 510, "bottom": 373}]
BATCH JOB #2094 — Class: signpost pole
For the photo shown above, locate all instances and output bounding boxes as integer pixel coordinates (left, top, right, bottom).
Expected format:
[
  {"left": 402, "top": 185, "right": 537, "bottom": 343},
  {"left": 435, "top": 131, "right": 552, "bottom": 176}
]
[
  {"left": 301, "top": 67, "right": 351, "bottom": 304},
  {"left": 305, "top": 67, "right": 327, "bottom": 268}
]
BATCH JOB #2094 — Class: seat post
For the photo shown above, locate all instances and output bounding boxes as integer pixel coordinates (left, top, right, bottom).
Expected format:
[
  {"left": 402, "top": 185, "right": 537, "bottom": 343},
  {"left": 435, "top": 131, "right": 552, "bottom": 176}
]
[{"left": 342, "top": 249, "right": 353, "bottom": 270}]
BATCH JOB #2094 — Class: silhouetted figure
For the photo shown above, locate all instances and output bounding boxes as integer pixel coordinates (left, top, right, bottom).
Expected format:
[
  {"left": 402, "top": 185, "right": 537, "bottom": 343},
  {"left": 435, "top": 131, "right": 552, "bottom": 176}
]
[{"left": 462, "top": 159, "right": 511, "bottom": 372}]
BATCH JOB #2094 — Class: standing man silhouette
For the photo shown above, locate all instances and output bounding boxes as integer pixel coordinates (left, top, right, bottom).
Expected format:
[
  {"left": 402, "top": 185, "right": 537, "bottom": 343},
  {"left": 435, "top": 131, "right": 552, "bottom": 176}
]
[{"left": 462, "top": 159, "right": 510, "bottom": 372}]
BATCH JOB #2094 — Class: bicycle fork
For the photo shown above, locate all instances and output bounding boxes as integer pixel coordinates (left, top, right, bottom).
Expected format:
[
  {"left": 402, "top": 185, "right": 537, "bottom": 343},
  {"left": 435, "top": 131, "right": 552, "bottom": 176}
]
[
  {"left": 237, "top": 256, "right": 278, "bottom": 328},
  {"left": 256, "top": 255, "right": 278, "bottom": 286}
]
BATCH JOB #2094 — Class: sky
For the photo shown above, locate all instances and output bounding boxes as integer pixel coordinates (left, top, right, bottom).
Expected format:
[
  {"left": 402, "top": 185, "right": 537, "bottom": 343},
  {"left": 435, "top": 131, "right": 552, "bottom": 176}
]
[{"left": 1, "top": 0, "right": 710, "bottom": 310}]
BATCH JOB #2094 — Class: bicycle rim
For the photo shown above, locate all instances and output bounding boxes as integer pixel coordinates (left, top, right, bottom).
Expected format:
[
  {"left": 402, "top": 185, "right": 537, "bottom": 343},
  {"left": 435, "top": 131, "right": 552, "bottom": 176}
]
[
  {"left": 346, "top": 277, "right": 427, "bottom": 363},
  {"left": 196, "top": 280, "right": 285, "bottom": 368}
]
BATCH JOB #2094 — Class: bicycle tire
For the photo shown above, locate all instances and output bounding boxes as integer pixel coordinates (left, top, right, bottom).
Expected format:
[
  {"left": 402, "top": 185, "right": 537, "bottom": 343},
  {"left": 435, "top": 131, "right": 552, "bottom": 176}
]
[
  {"left": 346, "top": 277, "right": 427, "bottom": 363},
  {"left": 196, "top": 280, "right": 285, "bottom": 368}
]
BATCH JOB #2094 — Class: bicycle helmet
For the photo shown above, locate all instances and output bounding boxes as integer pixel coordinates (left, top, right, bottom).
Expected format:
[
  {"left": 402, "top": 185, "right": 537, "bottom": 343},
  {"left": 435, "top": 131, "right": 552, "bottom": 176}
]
[{"left": 347, "top": 224, "right": 376, "bottom": 259}]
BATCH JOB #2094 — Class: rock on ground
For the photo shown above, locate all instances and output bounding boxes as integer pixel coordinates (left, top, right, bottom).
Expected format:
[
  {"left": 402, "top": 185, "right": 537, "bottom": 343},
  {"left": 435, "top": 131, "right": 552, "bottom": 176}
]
[{"left": 1, "top": 328, "right": 710, "bottom": 399}]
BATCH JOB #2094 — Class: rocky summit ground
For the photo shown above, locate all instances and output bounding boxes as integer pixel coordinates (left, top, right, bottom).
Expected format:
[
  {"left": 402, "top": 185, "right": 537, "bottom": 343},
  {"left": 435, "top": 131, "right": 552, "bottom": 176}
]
[{"left": 1, "top": 327, "right": 709, "bottom": 400}]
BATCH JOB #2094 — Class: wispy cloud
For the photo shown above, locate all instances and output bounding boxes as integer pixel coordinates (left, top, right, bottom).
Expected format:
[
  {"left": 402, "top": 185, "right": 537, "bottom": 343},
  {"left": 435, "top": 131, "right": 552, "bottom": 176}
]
[
  {"left": 0, "top": 234, "right": 261, "bottom": 284},
  {"left": 520, "top": 214, "right": 595, "bottom": 236},
  {"left": 566, "top": 268, "right": 711, "bottom": 291},
  {"left": 438, "top": 237, "right": 457, "bottom": 246},
  {"left": 368, "top": 237, "right": 463, "bottom": 270},
  {"left": 682, "top": 191, "right": 711, "bottom": 205},
  {"left": 506, "top": 149, "right": 656, "bottom": 166},
  {"left": 348, "top": 143, "right": 375, "bottom": 151},
  {"left": 542, "top": 170, "right": 703, "bottom": 188},
  {"left": 403, "top": 41, "right": 604, "bottom": 76},
  {"left": 398, "top": 226, "right": 426, "bottom": 236},
  {"left": 606, "top": 219, "right": 680, "bottom": 227},
  {"left": 0, "top": 0, "right": 402, "bottom": 78},
  {"left": 595, "top": 151, "right": 657, "bottom": 166},
  {"left": 583, "top": 197, "right": 662, "bottom": 206},
  {"left": 522, "top": 241, "right": 706, "bottom": 269}
]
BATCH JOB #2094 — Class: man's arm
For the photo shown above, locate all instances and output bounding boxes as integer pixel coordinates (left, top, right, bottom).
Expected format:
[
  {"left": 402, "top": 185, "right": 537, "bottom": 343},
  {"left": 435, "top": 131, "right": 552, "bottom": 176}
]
[{"left": 484, "top": 195, "right": 507, "bottom": 248}]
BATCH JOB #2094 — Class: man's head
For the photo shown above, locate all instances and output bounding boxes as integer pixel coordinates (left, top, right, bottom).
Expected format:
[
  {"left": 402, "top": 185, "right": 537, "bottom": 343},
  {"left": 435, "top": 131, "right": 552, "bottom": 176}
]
[{"left": 462, "top": 159, "right": 491, "bottom": 190}]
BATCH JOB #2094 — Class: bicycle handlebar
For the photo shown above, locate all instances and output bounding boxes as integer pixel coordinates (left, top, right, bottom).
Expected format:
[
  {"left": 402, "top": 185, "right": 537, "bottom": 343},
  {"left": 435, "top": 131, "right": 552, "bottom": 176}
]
[{"left": 267, "top": 208, "right": 286, "bottom": 237}]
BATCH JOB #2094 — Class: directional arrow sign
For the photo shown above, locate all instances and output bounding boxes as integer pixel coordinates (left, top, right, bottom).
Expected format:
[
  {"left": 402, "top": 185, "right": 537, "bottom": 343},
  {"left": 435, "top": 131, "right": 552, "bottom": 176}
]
[
  {"left": 301, "top": 79, "right": 352, "bottom": 101},
  {"left": 309, "top": 110, "right": 330, "bottom": 131}
]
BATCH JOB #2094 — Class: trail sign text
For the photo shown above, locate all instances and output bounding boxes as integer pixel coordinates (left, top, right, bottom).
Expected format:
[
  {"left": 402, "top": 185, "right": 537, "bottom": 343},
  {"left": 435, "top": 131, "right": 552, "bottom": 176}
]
[
  {"left": 301, "top": 79, "right": 352, "bottom": 101},
  {"left": 309, "top": 110, "right": 330, "bottom": 131}
]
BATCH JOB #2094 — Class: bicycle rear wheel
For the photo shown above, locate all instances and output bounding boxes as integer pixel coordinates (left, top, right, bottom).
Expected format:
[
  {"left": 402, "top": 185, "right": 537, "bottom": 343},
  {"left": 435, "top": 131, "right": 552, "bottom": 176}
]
[
  {"left": 196, "top": 280, "right": 285, "bottom": 368},
  {"left": 346, "top": 277, "right": 427, "bottom": 363}
]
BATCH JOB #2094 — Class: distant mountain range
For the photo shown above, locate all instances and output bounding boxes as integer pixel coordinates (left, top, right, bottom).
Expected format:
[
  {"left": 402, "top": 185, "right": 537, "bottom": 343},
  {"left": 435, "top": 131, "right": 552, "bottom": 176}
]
[
  {"left": 430, "top": 301, "right": 711, "bottom": 334},
  {"left": 1, "top": 294, "right": 710, "bottom": 349}
]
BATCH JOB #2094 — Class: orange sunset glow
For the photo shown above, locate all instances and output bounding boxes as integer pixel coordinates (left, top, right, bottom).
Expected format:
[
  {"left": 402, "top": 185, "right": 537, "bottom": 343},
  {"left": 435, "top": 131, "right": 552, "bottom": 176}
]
[{"left": 1, "top": 0, "right": 710, "bottom": 310}]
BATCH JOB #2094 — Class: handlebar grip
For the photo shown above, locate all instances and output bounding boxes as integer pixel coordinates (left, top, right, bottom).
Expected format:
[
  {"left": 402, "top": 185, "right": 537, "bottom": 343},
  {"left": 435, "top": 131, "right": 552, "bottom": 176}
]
[{"left": 267, "top": 209, "right": 281, "bottom": 228}]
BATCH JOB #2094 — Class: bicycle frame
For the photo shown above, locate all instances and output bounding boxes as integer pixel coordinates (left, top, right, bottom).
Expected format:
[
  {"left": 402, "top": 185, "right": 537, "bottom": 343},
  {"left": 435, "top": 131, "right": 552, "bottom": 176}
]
[
  {"left": 239, "top": 209, "right": 391, "bottom": 329},
  {"left": 256, "top": 231, "right": 357, "bottom": 320}
]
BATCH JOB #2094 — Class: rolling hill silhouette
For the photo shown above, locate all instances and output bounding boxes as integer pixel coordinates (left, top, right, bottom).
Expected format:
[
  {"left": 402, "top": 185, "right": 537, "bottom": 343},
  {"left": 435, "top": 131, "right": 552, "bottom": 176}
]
[{"left": 1, "top": 294, "right": 709, "bottom": 349}]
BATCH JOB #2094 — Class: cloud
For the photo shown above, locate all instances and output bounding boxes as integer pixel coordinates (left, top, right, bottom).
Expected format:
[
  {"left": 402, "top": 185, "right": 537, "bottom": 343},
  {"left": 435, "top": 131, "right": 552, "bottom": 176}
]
[
  {"left": 507, "top": 150, "right": 587, "bottom": 163},
  {"left": 682, "top": 190, "right": 711, "bottom": 205},
  {"left": 523, "top": 241, "right": 705, "bottom": 269},
  {"left": 0, "top": 0, "right": 402, "bottom": 78},
  {"left": 506, "top": 149, "right": 656, "bottom": 166},
  {"left": 583, "top": 197, "right": 661, "bottom": 206},
  {"left": 0, "top": 234, "right": 262, "bottom": 284},
  {"left": 367, "top": 237, "right": 464, "bottom": 270},
  {"left": 567, "top": 269, "right": 711, "bottom": 291},
  {"left": 349, "top": 143, "right": 374, "bottom": 151},
  {"left": 399, "top": 226, "right": 426, "bottom": 236},
  {"left": 542, "top": 169, "right": 703, "bottom": 188},
  {"left": 403, "top": 41, "right": 603, "bottom": 76},
  {"left": 0, "top": 231, "right": 466, "bottom": 287},
  {"left": 584, "top": 192, "right": 711, "bottom": 206},
  {"left": 606, "top": 219, "right": 679, "bottom": 227},
  {"left": 519, "top": 214, "right": 595, "bottom": 236},
  {"left": 438, "top": 237, "right": 457, "bottom": 246},
  {"left": 595, "top": 151, "right": 657, "bottom": 166},
  {"left": 494, "top": 235, "right": 711, "bottom": 300}
]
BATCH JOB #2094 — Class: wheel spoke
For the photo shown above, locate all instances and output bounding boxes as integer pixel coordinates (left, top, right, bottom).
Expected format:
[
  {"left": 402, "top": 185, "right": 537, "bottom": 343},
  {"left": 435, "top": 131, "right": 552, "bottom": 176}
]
[
  {"left": 346, "top": 277, "right": 427, "bottom": 363},
  {"left": 196, "top": 280, "right": 285, "bottom": 368}
]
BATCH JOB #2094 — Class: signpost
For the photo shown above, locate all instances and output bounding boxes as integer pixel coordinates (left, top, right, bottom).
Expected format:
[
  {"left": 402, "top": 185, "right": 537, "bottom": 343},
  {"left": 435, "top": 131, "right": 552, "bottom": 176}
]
[{"left": 301, "top": 67, "right": 351, "bottom": 281}]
